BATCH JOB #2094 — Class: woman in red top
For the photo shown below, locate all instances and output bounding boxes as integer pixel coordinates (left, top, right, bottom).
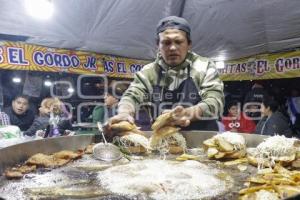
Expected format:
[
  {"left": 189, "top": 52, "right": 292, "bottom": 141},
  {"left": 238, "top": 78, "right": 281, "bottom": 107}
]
[{"left": 222, "top": 101, "right": 256, "bottom": 133}]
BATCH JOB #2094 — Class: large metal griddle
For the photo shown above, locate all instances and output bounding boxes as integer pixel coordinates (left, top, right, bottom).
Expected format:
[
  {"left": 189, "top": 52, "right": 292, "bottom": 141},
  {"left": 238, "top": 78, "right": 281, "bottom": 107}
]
[{"left": 0, "top": 132, "right": 269, "bottom": 200}]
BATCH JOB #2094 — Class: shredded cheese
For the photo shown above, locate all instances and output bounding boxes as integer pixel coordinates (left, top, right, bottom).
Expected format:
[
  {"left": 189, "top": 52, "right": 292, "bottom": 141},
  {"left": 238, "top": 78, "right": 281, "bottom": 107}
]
[
  {"left": 214, "top": 132, "right": 246, "bottom": 150},
  {"left": 255, "top": 190, "right": 279, "bottom": 200},
  {"left": 252, "top": 135, "right": 297, "bottom": 169},
  {"left": 119, "top": 133, "right": 151, "bottom": 150},
  {"left": 256, "top": 135, "right": 296, "bottom": 157},
  {"left": 150, "top": 132, "right": 187, "bottom": 156}
]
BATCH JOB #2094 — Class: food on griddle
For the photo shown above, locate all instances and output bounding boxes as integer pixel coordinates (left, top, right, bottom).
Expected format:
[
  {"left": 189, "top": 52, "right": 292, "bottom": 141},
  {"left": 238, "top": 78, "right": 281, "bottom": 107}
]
[
  {"left": 247, "top": 135, "right": 298, "bottom": 168},
  {"left": 4, "top": 165, "right": 36, "bottom": 179},
  {"left": 111, "top": 121, "right": 150, "bottom": 154},
  {"left": 203, "top": 132, "right": 246, "bottom": 159},
  {"left": 150, "top": 126, "right": 186, "bottom": 154},
  {"left": 4, "top": 169, "right": 23, "bottom": 179},
  {"left": 53, "top": 150, "right": 83, "bottom": 160},
  {"left": 176, "top": 153, "right": 199, "bottom": 161},
  {"left": 223, "top": 158, "right": 248, "bottom": 166},
  {"left": 15, "top": 164, "right": 37, "bottom": 173},
  {"left": 85, "top": 144, "right": 95, "bottom": 154},
  {"left": 26, "top": 153, "right": 76, "bottom": 167},
  {"left": 4, "top": 150, "right": 83, "bottom": 179},
  {"left": 25, "top": 186, "right": 109, "bottom": 198},
  {"left": 119, "top": 133, "right": 151, "bottom": 154},
  {"left": 240, "top": 189, "right": 279, "bottom": 200},
  {"left": 26, "top": 153, "right": 59, "bottom": 167},
  {"left": 111, "top": 121, "right": 137, "bottom": 132},
  {"left": 239, "top": 164, "right": 300, "bottom": 199},
  {"left": 151, "top": 112, "right": 173, "bottom": 131},
  {"left": 110, "top": 121, "right": 145, "bottom": 137},
  {"left": 150, "top": 111, "right": 187, "bottom": 154}
]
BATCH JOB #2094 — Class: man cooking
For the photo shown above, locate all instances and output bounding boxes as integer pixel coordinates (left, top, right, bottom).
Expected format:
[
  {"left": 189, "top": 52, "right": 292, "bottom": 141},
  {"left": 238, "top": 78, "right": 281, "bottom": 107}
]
[{"left": 107, "top": 16, "right": 224, "bottom": 131}]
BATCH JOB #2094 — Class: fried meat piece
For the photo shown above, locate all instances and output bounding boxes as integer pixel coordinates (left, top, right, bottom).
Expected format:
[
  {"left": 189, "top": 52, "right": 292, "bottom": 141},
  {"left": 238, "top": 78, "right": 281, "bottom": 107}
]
[
  {"left": 84, "top": 144, "right": 95, "bottom": 154},
  {"left": 26, "top": 153, "right": 55, "bottom": 168},
  {"left": 53, "top": 150, "right": 82, "bottom": 160}
]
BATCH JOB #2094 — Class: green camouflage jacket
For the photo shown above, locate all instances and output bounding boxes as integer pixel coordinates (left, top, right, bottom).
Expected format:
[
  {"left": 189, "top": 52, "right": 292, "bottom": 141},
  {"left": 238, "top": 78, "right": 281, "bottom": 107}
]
[{"left": 119, "top": 51, "right": 224, "bottom": 118}]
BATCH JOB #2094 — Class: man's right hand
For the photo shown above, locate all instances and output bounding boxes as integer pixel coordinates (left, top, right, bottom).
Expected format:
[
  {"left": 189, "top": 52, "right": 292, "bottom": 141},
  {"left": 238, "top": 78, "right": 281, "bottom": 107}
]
[
  {"left": 103, "top": 113, "right": 135, "bottom": 140},
  {"left": 108, "top": 113, "right": 135, "bottom": 125}
]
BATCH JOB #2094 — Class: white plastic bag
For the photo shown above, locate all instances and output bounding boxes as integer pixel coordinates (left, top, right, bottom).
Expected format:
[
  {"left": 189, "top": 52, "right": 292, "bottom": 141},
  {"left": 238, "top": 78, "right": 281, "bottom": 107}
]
[{"left": 0, "top": 125, "right": 21, "bottom": 139}]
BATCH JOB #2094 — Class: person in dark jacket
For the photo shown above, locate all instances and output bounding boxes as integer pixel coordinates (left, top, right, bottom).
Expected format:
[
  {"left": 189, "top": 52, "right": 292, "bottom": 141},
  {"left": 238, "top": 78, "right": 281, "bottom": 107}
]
[
  {"left": 255, "top": 95, "right": 293, "bottom": 137},
  {"left": 244, "top": 82, "right": 267, "bottom": 124},
  {"left": 4, "top": 95, "right": 35, "bottom": 131},
  {"left": 23, "top": 97, "right": 72, "bottom": 137}
]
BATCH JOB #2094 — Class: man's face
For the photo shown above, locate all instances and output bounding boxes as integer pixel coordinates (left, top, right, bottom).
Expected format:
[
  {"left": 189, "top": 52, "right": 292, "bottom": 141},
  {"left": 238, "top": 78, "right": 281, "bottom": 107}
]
[
  {"left": 158, "top": 29, "right": 191, "bottom": 67},
  {"left": 12, "top": 97, "right": 29, "bottom": 115}
]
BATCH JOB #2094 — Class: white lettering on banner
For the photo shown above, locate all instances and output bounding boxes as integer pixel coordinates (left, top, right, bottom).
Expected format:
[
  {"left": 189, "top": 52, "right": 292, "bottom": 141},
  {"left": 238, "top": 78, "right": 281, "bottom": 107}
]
[{"left": 7, "top": 47, "right": 29, "bottom": 65}]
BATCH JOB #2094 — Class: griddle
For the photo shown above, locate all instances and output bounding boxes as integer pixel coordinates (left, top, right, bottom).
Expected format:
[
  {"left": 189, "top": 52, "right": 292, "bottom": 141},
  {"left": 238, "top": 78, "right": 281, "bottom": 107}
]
[{"left": 0, "top": 132, "right": 269, "bottom": 199}]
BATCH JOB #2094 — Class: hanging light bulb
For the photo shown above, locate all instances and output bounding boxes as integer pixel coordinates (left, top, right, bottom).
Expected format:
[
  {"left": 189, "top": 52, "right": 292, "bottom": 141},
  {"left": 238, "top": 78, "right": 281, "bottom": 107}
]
[{"left": 25, "top": 0, "right": 54, "bottom": 20}]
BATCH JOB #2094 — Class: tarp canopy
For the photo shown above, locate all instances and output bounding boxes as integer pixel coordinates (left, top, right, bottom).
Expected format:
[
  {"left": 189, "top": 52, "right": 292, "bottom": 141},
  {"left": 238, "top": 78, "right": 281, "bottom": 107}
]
[{"left": 1, "top": 0, "right": 300, "bottom": 61}]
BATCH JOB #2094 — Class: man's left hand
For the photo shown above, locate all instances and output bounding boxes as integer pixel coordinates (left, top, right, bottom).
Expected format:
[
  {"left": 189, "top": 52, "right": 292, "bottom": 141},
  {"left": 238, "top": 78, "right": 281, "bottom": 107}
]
[{"left": 168, "top": 105, "right": 202, "bottom": 127}]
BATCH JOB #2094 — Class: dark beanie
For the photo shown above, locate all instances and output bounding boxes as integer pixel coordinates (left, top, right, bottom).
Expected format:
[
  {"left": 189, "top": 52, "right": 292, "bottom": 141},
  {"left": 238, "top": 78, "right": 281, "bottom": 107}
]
[{"left": 156, "top": 16, "right": 191, "bottom": 36}]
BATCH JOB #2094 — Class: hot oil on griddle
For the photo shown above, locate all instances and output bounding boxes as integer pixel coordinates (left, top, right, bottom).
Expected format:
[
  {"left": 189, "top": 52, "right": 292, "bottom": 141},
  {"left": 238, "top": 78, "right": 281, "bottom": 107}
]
[{"left": 0, "top": 150, "right": 257, "bottom": 200}]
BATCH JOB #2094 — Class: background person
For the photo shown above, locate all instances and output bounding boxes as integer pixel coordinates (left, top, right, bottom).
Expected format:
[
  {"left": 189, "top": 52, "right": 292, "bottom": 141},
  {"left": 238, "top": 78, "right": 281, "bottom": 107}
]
[
  {"left": 92, "top": 86, "right": 151, "bottom": 130},
  {"left": 92, "top": 87, "right": 122, "bottom": 124},
  {"left": 222, "top": 100, "right": 256, "bottom": 133},
  {"left": 4, "top": 95, "right": 35, "bottom": 131},
  {"left": 243, "top": 81, "right": 267, "bottom": 124},
  {"left": 0, "top": 111, "right": 10, "bottom": 126},
  {"left": 23, "top": 97, "right": 72, "bottom": 137},
  {"left": 286, "top": 88, "right": 300, "bottom": 135},
  {"left": 255, "top": 95, "right": 293, "bottom": 137},
  {"left": 107, "top": 16, "right": 224, "bottom": 131}
]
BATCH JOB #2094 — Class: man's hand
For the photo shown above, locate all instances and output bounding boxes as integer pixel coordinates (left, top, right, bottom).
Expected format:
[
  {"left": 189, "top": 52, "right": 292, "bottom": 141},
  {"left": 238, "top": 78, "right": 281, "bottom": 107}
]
[
  {"left": 104, "top": 113, "right": 135, "bottom": 140},
  {"left": 107, "top": 112, "right": 135, "bottom": 125},
  {"left": 168, "top": 105, "right": 202, "bottom": 127}
]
